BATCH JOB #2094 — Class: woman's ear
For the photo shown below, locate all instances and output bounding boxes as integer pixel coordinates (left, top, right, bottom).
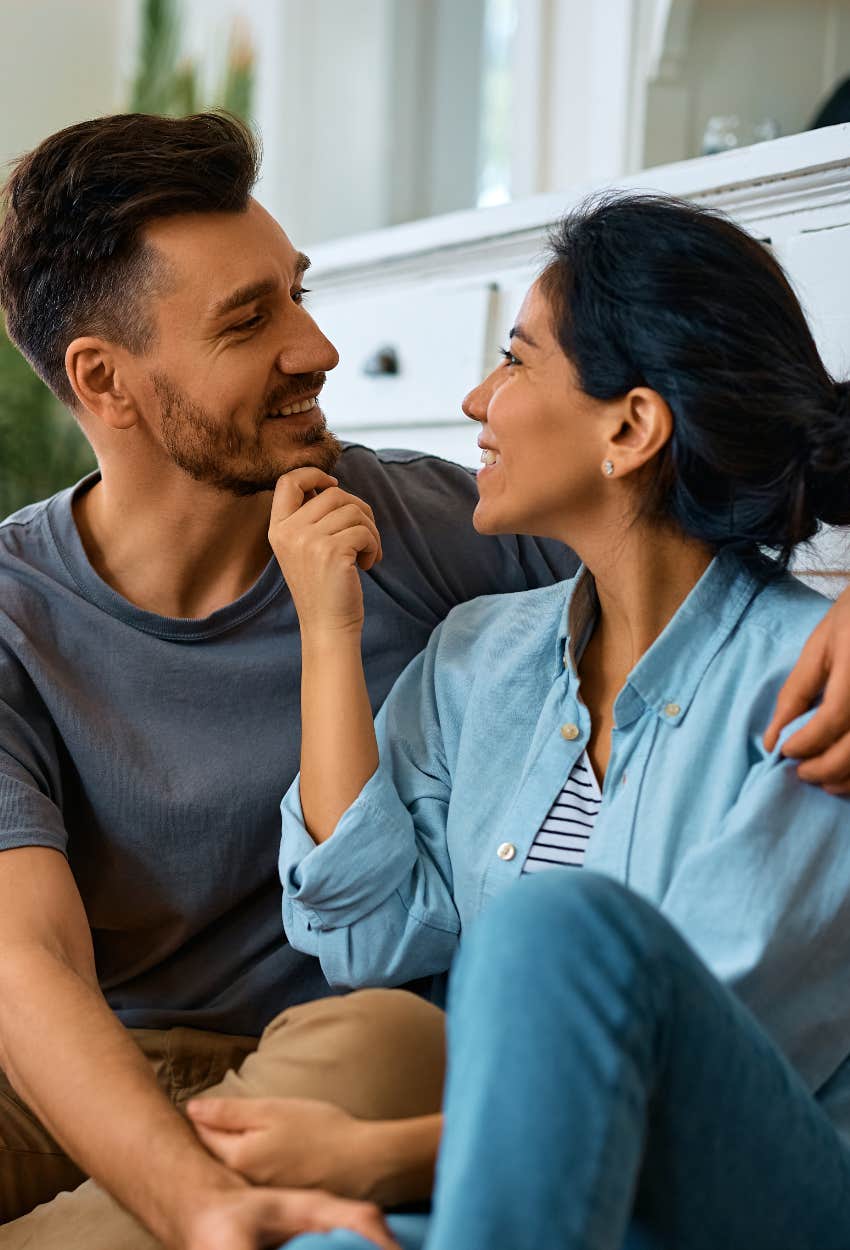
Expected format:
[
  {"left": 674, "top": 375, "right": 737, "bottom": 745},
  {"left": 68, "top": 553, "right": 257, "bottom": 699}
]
[
  {"left": 65, "top": 337, "right": 140, "bottom": 430},
  {"left": 604, "top": 387, "right": 673, "bottom": 478}
]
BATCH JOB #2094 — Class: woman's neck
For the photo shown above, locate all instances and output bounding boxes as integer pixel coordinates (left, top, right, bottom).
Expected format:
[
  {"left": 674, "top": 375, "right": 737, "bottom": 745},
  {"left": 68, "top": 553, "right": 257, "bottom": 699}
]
[
  {"left": 576, "top": 522, "right": 714, "bottom": 784},
  {"left": 589, "top": 524, "right": 714, "bottom": 671}
]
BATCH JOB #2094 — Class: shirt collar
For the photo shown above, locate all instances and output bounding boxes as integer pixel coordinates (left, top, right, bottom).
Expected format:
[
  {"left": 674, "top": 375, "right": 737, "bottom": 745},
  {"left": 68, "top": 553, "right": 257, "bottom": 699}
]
[
  {"left": 554, "top": 567, "right": 598, "bottom": 680},
  {"left": 556, "top": 550, "right": 763, "bottom": 726}
]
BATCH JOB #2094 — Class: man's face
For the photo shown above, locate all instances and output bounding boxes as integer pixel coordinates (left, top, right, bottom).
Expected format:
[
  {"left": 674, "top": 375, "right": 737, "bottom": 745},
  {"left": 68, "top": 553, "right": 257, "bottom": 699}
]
[{"left": 135, "top": 199, "right": 341, "bottom": 495}]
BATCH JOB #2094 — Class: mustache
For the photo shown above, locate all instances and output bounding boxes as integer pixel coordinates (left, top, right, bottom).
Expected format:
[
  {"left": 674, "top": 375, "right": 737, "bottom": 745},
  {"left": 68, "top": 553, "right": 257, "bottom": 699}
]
[{"left": 263, "top": 373, "right": 327, "bottom": 414}]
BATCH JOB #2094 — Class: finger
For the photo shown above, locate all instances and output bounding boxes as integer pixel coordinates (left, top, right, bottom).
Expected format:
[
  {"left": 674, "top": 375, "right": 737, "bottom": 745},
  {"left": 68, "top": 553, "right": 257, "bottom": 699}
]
[
  {"left": 270, "top": 469, "right": 338, "bottom": 524},
  {"left": 344, "top": 1211, "right": 401, "bottom": 1250},
  {"left": 322, "top": 1199, "right": 400, "bottom": 1250},
  {"left": 795, "top": 732, "right": 850, "bottom": 786},
  {"left": 779, "top": 694, "right": 850, "bottom": 761},
  {"left": 296, "top": 487, "right": 377, "bottom": 529},
  {"left": 186, "top": 1097, "right": 257, "bottom": 1131},
  {"left": 332, "top": 524, "right": 381, "bottom": 572},
  {"left": 316, "top": 505, "right": 383, "bottom": 561},
  {"left": 271, "top": 1191, "right": 401, "bottom": 1250},
  {"left": 192, "top": 1122, "right": 241, "bottom": 1166},
  {"left": 763, "top": 638, "right": 829, "bottom": 752}
]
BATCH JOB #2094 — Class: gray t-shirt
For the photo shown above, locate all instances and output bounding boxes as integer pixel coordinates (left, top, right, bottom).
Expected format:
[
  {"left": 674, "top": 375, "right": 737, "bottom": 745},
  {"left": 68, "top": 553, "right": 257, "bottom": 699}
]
[{"left": 0, "top": 443, "right": 577, "bottom": 1036}]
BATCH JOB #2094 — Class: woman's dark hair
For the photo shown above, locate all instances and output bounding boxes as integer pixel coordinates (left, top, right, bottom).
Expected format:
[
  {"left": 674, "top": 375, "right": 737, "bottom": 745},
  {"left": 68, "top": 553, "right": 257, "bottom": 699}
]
[
  {"left": 541, "top": 193, "right": 850, "bottom": 569},
  {"left": 0, "top": 111, "right": 260, "bottom": 407}
]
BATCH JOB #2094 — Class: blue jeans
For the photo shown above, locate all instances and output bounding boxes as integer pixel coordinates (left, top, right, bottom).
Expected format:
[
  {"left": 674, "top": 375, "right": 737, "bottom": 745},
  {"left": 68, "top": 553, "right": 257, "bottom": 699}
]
[{"left": 288, "top": 872, "right": 850, "bottom": 1250}]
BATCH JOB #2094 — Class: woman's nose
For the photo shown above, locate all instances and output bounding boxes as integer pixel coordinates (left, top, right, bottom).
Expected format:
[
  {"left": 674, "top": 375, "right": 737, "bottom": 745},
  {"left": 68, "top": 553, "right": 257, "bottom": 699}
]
[{"left": 462, "top": 371, "right": 497, "bottom": 423}]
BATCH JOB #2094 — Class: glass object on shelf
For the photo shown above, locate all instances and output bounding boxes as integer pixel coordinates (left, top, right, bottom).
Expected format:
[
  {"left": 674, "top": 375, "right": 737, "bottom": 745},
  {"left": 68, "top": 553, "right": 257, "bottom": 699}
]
[
  {"left": 476, "top": 0, "right": 518, "bottom": 208},
  {"left": 702, "top": 115, "right": 782, "bottom": 156},
  {"left": 752, "top": 118, "right": 781, "bottom": 144},
  {"left": 701, "top": 115, "right": 741, "bottom": 155}
]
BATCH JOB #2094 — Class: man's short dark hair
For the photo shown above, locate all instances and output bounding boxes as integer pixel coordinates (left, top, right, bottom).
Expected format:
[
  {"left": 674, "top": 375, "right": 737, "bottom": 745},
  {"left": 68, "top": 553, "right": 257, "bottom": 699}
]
[{"left": 0, "top": 112, "right": 260, "bottom": 407}]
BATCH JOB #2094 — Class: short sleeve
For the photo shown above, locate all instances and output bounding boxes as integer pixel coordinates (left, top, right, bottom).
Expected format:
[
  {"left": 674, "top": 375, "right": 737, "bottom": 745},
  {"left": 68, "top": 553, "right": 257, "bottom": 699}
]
[{"left": 0, "top": 640, "right": 67, "bottom": 854}]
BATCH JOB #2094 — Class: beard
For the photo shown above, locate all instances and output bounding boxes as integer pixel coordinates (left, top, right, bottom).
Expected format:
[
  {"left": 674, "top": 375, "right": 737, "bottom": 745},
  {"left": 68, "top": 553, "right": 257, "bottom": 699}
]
[{"left": 153, "top": 371, "right": 343, "bottom": 497}]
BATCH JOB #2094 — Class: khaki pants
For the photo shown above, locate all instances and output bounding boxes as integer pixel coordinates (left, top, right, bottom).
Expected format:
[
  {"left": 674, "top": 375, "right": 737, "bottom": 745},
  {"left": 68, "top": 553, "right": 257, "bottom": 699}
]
[{"left": 0, "top": 989, "right": 446, "bottom": 1248}]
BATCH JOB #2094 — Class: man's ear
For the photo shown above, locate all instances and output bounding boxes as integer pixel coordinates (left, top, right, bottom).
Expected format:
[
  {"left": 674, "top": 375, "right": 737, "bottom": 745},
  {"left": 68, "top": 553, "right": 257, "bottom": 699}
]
[
  {"left": 604, "top": 387, "right": 673, "bottom": 477},
  {"left": 65, "top": 337, "right": 140, "bottom": 430}
]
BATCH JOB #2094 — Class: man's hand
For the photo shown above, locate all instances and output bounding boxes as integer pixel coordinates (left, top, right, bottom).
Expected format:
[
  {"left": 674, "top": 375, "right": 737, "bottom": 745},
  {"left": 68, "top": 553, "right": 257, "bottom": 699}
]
[
  {"left": 764, "top": 584, "right": 850, "bottom": 793},
  {"left": 268, "top": 468, "right": 383, "bottom": 639},
  {"left": 187, "top": 1097, "right": 374, "bottom": 1198},
  {"left": 179, "top": 1184, "right": 399, "bottom": 1250}
]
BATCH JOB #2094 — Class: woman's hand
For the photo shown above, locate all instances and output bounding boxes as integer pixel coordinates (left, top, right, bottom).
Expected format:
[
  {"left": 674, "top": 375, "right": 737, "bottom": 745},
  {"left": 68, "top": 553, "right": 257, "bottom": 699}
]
[
  {"left": 186, "top": 1096, "right": 375, "bottom": 1199},
  {"left": 178, "top": 1183, "right": 399, "bottom": 1250},
  {"left": 268, "top": 468, "right": 383, "bottom": 639},
  {"left": 764, "top": 584, "right": 850, "bottom": 793}
]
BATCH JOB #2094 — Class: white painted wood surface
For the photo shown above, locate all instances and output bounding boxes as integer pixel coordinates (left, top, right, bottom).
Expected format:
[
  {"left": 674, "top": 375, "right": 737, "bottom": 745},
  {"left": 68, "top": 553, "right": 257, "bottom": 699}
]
[{"left": 307, "top": 125, "right": 850, "bottom": 588}]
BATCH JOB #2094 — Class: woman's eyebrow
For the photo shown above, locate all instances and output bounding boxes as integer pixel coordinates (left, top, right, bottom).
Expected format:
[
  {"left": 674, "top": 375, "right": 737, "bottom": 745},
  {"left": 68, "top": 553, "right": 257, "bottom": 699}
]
[{"left": 509, "top": 323, "right": 539, "bottom": 348}]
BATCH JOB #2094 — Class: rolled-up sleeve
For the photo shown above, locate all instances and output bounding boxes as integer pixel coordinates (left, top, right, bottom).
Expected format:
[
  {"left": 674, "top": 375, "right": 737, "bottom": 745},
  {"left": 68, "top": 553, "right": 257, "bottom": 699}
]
[{"left": 279, "top": 635, "right": 461, "bottom": 989}]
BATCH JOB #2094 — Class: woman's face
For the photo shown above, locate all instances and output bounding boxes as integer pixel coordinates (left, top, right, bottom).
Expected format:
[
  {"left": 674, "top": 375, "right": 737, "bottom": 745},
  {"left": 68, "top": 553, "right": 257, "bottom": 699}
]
[{"left": 464, "top": 279, "right": 611, "bottom": 541}]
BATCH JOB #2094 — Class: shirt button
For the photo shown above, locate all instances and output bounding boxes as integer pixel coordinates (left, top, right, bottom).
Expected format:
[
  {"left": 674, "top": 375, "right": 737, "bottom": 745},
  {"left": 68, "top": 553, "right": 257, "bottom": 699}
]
[
  {"left": 497, "top": 842, "right": 516, "bottom": 861},
  {"left": 664, "top": 703, "right": 681, "bottom": 718},
  {"left": 621, "top": 771, "right": 627, "bottom": 786},
  {"left": 561, "top": 723, "right": 580, "bottom": 740}
]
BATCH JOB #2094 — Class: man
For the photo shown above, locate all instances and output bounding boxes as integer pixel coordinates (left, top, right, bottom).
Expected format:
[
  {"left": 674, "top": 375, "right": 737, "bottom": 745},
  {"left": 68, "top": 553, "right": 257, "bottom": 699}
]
[{"left": 0, "top": 112, "right": 575, "bottom": 1248}]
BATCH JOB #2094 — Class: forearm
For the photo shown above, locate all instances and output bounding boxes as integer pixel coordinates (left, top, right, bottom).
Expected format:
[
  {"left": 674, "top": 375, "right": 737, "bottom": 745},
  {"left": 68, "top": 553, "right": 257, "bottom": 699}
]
[
  {"left": 0, "top": 945, "right": 245, "bottom": 1247},
  {"left": 359, "top": 1113, "right": 443, "bottom": 1206},
  {"left": 299, "top": 630, "right": 379, "bottom": 843}
]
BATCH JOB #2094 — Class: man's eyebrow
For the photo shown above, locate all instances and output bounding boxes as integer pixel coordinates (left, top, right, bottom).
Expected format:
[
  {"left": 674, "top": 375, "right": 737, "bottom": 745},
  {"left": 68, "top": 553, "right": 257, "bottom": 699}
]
[
  {"left": 210, "top": 277, "right": 280, "bottom": 319},
  {"left": 209, "top": 255, "right": 311, "bottom": 320},
  {"left": 509, "top": 323, "right": 539, "bottom": 348}
]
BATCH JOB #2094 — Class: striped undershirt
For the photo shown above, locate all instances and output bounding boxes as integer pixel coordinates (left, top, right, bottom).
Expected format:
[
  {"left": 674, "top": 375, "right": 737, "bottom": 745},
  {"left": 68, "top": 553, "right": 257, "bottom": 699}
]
[{"left": 522, "top": 750, "right": 601, "bottom": 873}]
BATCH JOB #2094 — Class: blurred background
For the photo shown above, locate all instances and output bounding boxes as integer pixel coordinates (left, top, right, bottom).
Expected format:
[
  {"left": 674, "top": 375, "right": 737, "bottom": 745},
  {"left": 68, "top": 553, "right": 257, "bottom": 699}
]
[{"left": 2, "top": 0, "right": 850, "bottom": 512}]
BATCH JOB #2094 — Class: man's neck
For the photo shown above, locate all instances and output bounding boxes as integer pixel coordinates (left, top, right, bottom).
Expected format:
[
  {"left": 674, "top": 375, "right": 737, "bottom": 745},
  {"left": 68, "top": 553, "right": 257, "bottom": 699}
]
[{"left": 73, "top": 470, "right": 275, "bottom": 620}]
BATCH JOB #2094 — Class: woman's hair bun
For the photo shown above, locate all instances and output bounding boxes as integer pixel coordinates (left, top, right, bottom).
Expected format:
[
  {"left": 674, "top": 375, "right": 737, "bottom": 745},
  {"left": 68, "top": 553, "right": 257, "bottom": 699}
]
[
  {"left": 834, "top": 378, "right": 850, "bottom": 418},
  {"left": 803, "top": 377, "right": 850, "bottom": 529}
]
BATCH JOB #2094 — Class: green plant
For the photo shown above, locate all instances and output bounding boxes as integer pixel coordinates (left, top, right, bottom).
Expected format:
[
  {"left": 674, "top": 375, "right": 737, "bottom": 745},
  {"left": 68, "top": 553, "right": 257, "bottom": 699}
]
[
  {"left": 0, "top": 0, "right": 255, "bottom": 518},
  {"left": 0, "top": 332, "right": 96, "bottom": 517},
  {"left": 132, "top": 0, "right": 255, "bottom": 121}
]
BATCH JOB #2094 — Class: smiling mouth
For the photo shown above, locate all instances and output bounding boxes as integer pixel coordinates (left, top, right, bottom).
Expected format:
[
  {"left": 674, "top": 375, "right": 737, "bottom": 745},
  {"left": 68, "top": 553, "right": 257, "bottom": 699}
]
[
  {"left": 479, "top": 448, "right": 500, "bottom": 467},
  {"left": 267, "top": 396, "right": 319, "bottom": 418}
]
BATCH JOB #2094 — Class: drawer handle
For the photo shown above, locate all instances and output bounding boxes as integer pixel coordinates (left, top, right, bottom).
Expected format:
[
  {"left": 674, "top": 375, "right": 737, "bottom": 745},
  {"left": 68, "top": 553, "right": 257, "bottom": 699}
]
[{"left": 362, "top": 345, "right": 400, "bottom": 376}]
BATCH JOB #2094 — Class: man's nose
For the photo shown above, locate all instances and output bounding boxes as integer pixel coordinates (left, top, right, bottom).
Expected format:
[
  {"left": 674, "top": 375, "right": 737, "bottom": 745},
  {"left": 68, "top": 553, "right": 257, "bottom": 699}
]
[
  {"left": 276, "top": 310, "right": 339, "bottom": 376},
  {"left": 462, "top": 369, "right": 498, "bottom": 423}
]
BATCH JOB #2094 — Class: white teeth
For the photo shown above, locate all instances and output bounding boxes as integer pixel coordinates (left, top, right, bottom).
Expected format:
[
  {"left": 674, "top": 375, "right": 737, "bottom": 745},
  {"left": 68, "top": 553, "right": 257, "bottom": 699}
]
[
  {"left": 275, "top": 397, "right": 317, "bottom": 416},
  {"left": 480, "top": 448, "right": 499, "bottom": 466}
]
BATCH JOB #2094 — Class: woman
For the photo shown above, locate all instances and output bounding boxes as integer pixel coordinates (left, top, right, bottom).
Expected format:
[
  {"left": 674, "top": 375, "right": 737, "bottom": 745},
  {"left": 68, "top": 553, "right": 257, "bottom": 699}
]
[{"left": 196, "top": 194, "right": 850, "bottom": 1249}]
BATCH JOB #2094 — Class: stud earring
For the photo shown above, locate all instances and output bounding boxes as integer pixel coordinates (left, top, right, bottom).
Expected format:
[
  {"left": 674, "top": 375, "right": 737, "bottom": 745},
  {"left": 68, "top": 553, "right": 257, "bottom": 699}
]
[{"left": 602, "top": 459, "right": 614, "bottom": 477}]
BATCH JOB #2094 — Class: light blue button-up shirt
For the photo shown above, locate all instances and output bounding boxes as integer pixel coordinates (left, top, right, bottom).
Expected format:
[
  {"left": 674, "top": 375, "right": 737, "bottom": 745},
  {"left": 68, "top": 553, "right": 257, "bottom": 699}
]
[{"left": 280, "top": 551, "right": 850, "bottom": 1135}]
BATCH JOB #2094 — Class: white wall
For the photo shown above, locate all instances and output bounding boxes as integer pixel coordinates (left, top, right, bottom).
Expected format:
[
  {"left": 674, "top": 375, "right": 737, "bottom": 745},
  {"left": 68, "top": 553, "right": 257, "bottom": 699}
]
[
  {"left": 0, "top": 0, "right": 135, "bottom": 172},
  {"left": 179, "top": 0, "right": 400, "bottom": 246}
]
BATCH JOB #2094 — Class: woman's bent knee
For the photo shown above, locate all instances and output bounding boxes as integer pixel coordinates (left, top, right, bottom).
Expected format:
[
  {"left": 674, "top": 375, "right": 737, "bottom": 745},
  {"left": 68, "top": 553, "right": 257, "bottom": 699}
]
[{"left": 468, "top": 872, "right": 679, "bottom": 983}]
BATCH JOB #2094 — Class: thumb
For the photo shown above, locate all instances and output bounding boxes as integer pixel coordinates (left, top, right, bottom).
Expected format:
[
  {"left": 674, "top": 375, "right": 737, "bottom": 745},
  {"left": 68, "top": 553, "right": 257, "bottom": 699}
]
[{"left": 185, "top": 1097, "right": 257, "bottom": 1131}]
